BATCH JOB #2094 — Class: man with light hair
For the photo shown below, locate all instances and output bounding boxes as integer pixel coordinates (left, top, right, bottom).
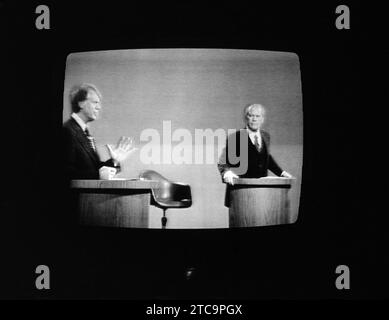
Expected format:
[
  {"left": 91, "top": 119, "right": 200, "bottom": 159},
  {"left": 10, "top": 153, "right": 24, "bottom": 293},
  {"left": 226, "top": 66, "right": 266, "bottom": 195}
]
[
  {"left": 218, "top": 103, "right": 292, "bottom": 206},
  {"left": 62, "top": 83, "right": 136, "bottom": 180}
]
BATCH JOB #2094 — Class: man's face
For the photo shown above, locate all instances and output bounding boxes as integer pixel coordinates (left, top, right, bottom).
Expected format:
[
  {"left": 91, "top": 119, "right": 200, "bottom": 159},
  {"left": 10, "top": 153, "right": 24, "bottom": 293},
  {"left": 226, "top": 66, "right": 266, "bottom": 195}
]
[
  {"left": 79, "top": 90, "right": 102, "bottom": 122},
  {"left": 246, "top": 107, "right": 264, "bottom": 131}
]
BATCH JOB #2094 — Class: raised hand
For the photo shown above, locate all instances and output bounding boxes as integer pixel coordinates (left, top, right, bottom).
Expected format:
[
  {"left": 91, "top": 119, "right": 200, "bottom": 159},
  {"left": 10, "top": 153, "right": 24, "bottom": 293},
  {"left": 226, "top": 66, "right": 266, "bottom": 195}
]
[{"left": 106, "top": 136, "right": 137, "bottom": 164}]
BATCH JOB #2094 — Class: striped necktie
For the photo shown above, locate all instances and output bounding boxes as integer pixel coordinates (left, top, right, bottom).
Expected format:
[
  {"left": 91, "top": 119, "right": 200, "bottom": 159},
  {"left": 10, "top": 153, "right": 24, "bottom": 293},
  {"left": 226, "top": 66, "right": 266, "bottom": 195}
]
[
  {"left": 84, "top": 128, "right": 97, "bottom": 152},
  {"left": 254, "top": 134, "right": 262, "bottom": 152}
]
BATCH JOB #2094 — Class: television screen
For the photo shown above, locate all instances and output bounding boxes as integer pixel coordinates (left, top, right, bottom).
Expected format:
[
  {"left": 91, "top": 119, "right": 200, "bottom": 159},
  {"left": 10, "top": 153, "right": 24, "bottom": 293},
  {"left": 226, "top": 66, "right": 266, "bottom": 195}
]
[
  {"left": 2, "top": 1, "right": 380, "bottom": 303},
  {"left": 64, "top": 48, "right": 303, "bottom": 229}
]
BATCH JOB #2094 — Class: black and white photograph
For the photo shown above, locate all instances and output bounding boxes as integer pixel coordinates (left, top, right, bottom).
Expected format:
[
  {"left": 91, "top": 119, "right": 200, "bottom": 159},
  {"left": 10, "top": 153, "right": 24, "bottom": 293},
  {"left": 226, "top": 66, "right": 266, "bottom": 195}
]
[
  {"left": 0, "top": 0, "right": 386, "bottom": 312},
  {"left": 63, "top": 48, "right": 302, "bottom": 229}
]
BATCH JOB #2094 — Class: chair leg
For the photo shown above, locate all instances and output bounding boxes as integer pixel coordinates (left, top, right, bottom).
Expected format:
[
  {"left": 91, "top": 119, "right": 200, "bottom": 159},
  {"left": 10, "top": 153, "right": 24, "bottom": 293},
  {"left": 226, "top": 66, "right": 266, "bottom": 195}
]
[{"left": 161, "top": 208, "right": 167, "bottom": 229}]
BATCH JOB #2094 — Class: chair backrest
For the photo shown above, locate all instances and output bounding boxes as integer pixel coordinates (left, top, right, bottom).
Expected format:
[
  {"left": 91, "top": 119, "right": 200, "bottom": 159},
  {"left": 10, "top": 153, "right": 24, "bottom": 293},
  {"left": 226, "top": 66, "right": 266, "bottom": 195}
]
[
  {"left": 139, "top": 170, "right": 173, "bottom": 200},
  {"left": 139, "top": 170, "right": 192, "bottom": 207}
]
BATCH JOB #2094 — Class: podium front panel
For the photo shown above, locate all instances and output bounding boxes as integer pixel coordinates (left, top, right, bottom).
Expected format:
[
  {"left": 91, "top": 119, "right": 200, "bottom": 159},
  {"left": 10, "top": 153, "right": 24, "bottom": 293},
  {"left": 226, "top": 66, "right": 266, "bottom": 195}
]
[
  {"left": 229, "top": 178, "right": 292, "bottom": 227},
  {"left": 71, "top": 179, "right": 158, "bottom": 228}
]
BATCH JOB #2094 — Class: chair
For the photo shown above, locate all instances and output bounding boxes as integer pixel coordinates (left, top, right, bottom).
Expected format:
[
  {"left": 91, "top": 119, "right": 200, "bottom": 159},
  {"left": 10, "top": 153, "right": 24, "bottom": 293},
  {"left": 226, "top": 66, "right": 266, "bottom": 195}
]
[{"left": 139, "top": 170, "right": 192, "bottom": 228}]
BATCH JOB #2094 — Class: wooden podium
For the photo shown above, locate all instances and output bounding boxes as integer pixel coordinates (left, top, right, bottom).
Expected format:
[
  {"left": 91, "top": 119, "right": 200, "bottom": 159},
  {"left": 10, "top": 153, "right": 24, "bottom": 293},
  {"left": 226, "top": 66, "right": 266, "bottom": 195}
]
[
  {"left": 70, "top": 179, "right": 159, "bottom": 228},
  {"left": 229, "top": 177, "right": 293, "bottom": 227}
]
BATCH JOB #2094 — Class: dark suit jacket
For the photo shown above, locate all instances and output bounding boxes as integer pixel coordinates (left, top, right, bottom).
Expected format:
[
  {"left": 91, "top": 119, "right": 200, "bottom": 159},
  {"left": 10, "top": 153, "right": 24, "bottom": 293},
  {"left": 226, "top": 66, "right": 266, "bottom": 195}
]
[
  {"left": 217, "top": 129, "right": 283, "bottom": 206},
  {"left": 62, "top": 117, "right": 117, "bottom": 180}
]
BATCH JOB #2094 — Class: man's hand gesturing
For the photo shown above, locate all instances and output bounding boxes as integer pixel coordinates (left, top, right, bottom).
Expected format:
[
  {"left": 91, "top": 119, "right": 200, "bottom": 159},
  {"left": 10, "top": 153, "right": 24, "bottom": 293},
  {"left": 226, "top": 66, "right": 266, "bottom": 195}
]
[{"left": 106, "top": 136, "right": 137, "bottom": 164}]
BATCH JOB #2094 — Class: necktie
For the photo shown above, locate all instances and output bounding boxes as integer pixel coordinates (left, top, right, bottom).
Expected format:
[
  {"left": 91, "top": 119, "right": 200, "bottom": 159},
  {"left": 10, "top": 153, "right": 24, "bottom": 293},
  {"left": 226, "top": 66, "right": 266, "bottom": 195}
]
[
  {"left": 254, "top": 134, "right": 262, "bottom": 152},
  {"left": 84, "top": 128, "right": 97, "bottom": 151}
]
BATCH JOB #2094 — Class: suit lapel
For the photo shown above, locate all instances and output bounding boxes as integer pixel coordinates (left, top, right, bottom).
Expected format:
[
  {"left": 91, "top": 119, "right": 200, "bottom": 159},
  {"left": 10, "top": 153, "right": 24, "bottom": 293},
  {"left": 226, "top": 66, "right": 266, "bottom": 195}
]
[
  {"left": 243, "top": 128, "right": 269, "bottom": 155},
  {"left": 69, "top": 118, "right": 100, "bottom": 164},
  {"left": 260, "top": 129, "right": 270, "bottom": 148}
]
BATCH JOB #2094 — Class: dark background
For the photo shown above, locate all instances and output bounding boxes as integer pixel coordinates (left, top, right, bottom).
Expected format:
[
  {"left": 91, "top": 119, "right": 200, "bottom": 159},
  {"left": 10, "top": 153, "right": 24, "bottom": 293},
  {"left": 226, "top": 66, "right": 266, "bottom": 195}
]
[{"left": 0, "top": 0, "right": 386, "bottom": 304}]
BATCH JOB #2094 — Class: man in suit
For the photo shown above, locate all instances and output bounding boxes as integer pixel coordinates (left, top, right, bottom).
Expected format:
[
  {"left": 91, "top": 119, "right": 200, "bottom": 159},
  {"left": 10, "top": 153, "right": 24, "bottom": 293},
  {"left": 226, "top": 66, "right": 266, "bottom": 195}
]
[
  {"left": 62, "top": 83, "right": 135, "bottom": 180},
  {"left": 218, "top": 103, "right": 293, "bottom": 206}
]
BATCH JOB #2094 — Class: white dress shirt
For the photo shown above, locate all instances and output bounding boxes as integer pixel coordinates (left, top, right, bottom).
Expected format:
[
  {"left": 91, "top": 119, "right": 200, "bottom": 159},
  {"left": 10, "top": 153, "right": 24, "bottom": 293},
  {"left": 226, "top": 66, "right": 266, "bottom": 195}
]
[{"left": 246, "top": 127, "right": 262, "bottom": 149}]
